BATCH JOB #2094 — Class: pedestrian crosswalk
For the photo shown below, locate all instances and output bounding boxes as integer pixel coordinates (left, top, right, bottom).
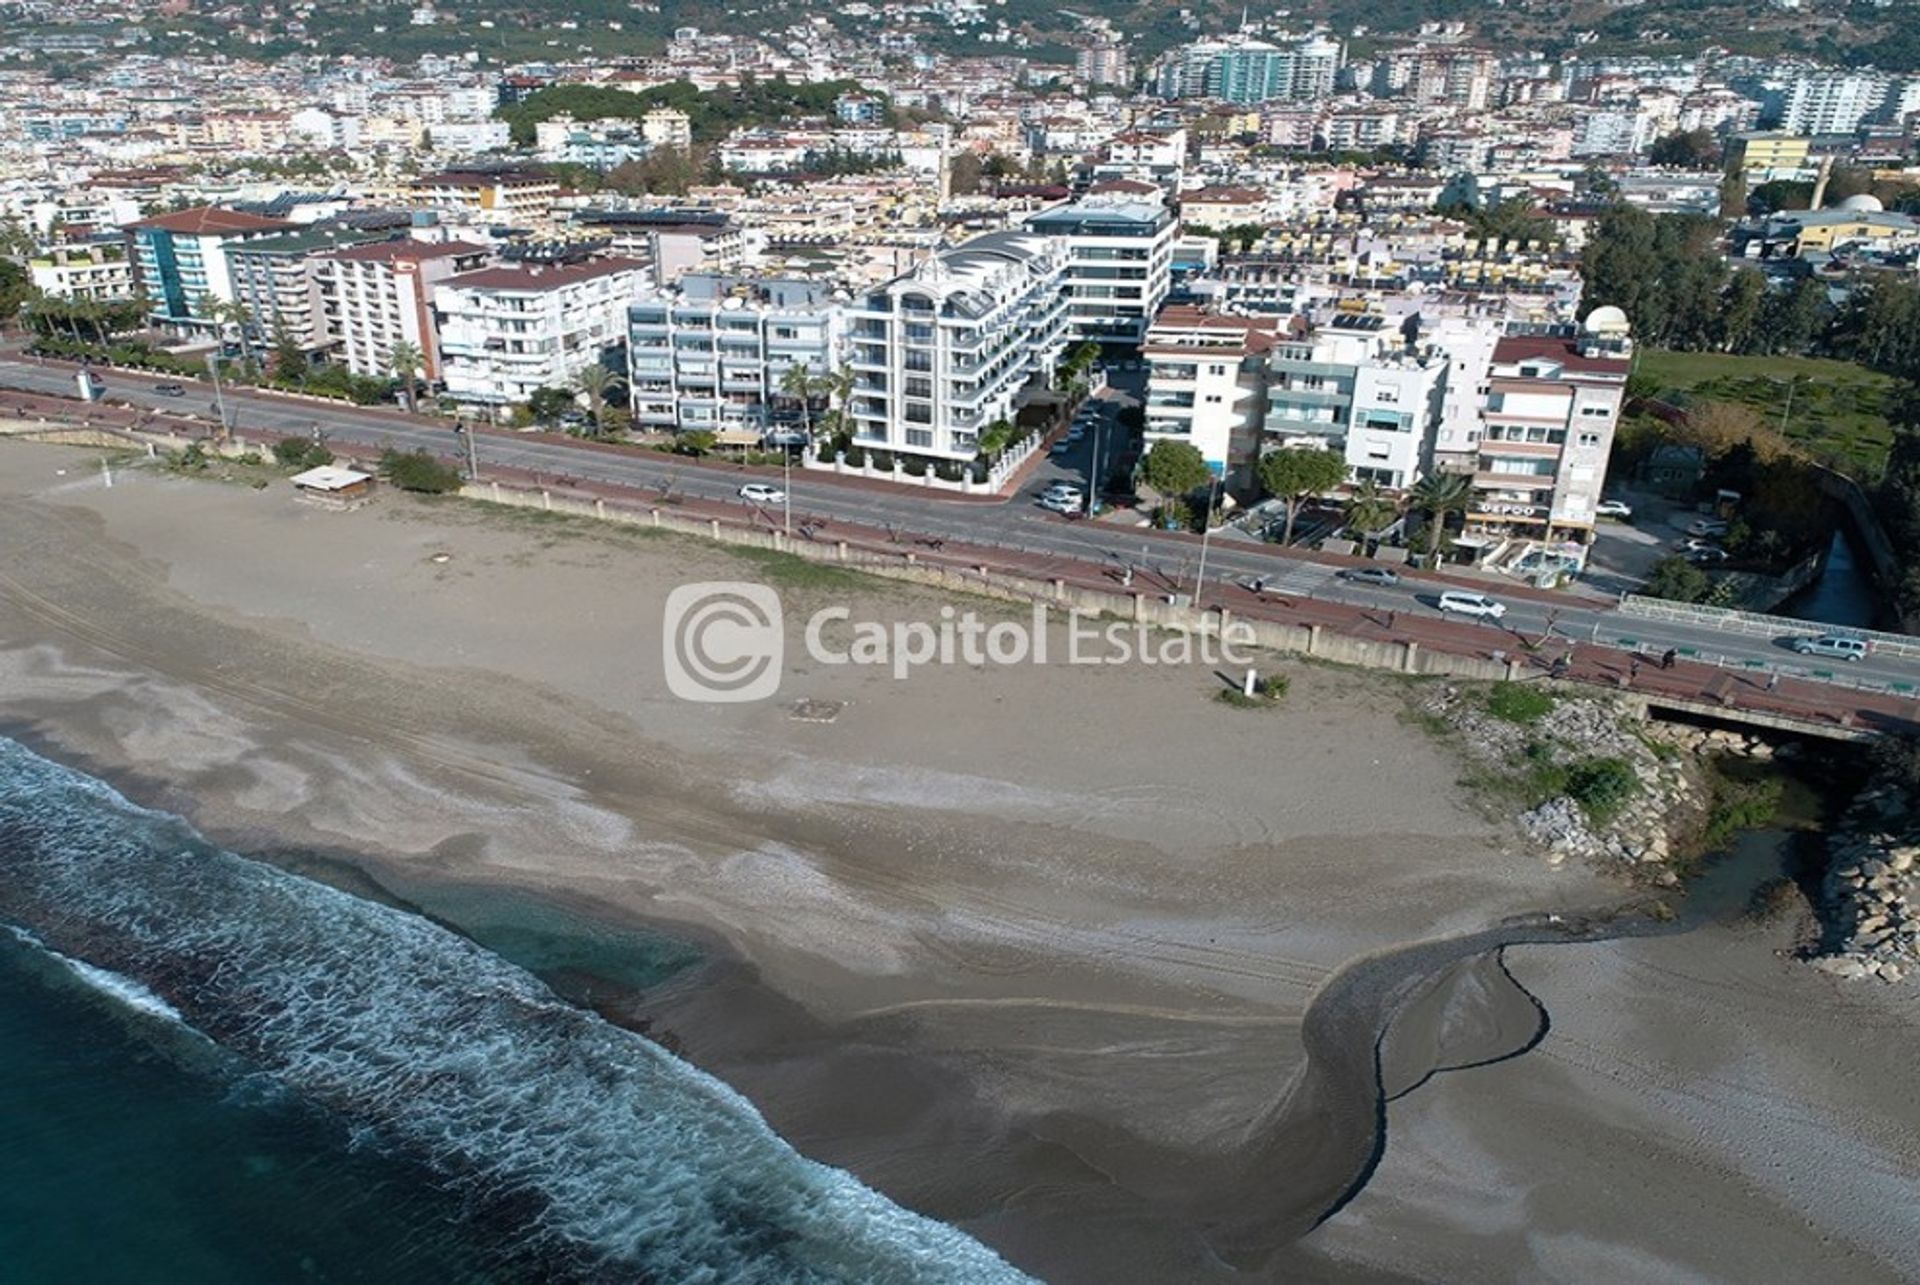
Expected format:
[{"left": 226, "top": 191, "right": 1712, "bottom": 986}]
[{"left": 1242, "top": 562, "right": 1335, "bottom": 596}]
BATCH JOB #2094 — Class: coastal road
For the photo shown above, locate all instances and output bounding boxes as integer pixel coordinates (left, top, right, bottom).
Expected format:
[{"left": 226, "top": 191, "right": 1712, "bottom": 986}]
[{"left": 6, "top": 354, "right": 1920, "bottom": 702}]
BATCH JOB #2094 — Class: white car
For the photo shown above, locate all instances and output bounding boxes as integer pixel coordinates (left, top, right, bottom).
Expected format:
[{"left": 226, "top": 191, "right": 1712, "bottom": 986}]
[
  {"left": 1685, "top": 517, "right": 1730, "bottom": 538},
  {"left": 1038, "top": 492, "right": 1083, "bottom": 515},
  {"left": 1595, "top": 499, "right": 1633, "bottom": 519},
  {"left": 1437, "top": 590, "right": 1507, "bottom": 620},
  {"left": 739, "top": 483, "right": 787, "bottom": 504}
]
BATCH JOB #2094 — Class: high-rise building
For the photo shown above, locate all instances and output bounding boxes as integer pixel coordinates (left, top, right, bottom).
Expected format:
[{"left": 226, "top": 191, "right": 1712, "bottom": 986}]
[
  {"left": 626, "top": 276, "right": 841, "bottom": 441},
  {"left": 435, "top": 256, "right": 651, "bottom": 409},
  {"left": 224, "top": 226, "right": 391, "bottom": 359},
  {"left": 847, "top": 232, "right": 1069, "bottom": 464},
  {"left": 1161, "top": 34, "right": 1343, "bottom": 105},
  {"left": 1780, "top": 72, "right": 1888, "bottom": 136},
  {"left": 310, "top": 238, "right": 492, "bottom": 382},
  {"left": 1462, "top": 314, "right": 1632, "bottom": 544},
  {"left": 1023, "top": 197, "right": 1177, "bottom": 344},
  {"left": 1076, "top": 42, "right": 1130, "bottom": 88},
  {"left": 1141, "top": 307, "right": 1282, "bottom": 477},
  {"left": 124, "top": 206, "right": 297, "bottom": 335}
]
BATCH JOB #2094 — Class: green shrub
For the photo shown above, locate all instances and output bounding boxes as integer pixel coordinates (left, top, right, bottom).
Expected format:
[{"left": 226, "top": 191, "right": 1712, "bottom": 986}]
[
  {"left": 272, "top": 437, "right": 334, "bottom": 469},
  {"left": 379, "top": 448, "right": 463, "bottom": 494},
  {"left": 1486, "top": 681, "right": 1556, "bottom": 723},
  {"left": 1566, "top": 756, "right": 1640, "bottom": 824}
]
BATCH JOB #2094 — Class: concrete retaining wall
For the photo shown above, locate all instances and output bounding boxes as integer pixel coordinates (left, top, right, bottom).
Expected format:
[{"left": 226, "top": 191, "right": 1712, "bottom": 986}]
[{"left": 458, "top": 479, "right": 1520, "bottom": 687}]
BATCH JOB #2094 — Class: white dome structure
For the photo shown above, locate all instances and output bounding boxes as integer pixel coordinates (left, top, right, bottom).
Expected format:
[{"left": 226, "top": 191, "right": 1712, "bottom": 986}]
[
  {"left": 1838, "top": 193, "right": 1884, "bottom": 213},
  {"left": 1583, "top": 305, "right": 1630, "bottom": 335}
]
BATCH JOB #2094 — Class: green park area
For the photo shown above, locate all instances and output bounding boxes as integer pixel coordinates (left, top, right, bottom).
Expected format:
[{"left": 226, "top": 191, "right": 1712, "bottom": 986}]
[{"left": 1636, "top": 348, "right": 1896, "bottom": 479}]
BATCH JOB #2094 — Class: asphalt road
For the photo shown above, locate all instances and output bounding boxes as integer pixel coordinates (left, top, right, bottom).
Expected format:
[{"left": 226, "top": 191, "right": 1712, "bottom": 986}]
[{"left": 6, "top": 355, "right": 1917, "bottom": 697}]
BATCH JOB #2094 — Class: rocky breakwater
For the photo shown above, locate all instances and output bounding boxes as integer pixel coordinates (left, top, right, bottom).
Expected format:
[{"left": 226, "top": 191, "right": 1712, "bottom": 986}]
[
  {"left": 1415, "top": 683, "right": 1709, "bottom": 877},
  {"left": 1814, "top": 782, "right": 1919, "bottom": 985}
]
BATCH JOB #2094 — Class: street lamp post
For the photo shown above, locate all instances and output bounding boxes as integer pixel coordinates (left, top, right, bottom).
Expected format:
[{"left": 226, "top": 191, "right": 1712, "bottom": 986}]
[
  {"left": 1192, "top": 472, "right": 1222, "bottom": 608},
  {"left": 1085, "top": 419, "right": 1103, "bottom": 518}
]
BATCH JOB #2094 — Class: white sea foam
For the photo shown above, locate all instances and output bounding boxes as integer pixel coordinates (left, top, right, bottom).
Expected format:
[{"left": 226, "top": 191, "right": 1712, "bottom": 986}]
[{"left": 0, "top": 737, "right": 1032, "bottom": 1283}]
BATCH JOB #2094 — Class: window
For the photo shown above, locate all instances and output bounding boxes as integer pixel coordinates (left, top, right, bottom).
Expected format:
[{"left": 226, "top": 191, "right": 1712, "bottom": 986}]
[
  {"left": 1208, "top": 364, "right": 1227, "bottom": 377},
  {"left": 1578, "top": 431, "right": 1603, "bottom": 448}
]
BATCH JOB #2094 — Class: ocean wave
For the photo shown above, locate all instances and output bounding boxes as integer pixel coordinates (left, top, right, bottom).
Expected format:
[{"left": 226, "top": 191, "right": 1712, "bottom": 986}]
[{"left": 0, "top": 737, "right": 1032, "bottom": 1284}]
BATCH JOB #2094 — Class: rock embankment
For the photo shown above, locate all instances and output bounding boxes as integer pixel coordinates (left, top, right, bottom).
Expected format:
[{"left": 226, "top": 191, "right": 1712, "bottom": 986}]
[
  {"left": 1814, "top": 783, "right": 1917, "bottom": 985},
  {"left": 1416, "top": 685, "right": 1709, "bottom": 876}
]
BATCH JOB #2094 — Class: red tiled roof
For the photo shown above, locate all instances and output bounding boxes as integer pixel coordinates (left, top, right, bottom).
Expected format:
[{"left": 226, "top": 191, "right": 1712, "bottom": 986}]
[
  {"left": 441, "top": 256, "right": 649, "bottom": 292},
  {"left": 126, "top": 206, "right": 295, "bottom": 235}
]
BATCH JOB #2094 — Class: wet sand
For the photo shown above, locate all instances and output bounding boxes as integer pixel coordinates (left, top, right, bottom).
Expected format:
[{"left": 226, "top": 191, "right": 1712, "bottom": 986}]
[{"left": 2, "top": 442, "right": 1916, "bottom": 1282}]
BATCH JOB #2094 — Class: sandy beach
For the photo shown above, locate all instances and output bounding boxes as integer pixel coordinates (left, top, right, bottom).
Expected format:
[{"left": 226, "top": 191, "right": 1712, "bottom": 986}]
[{"left": 2, "top": 440, "right": 1916, "bottom": 1283}]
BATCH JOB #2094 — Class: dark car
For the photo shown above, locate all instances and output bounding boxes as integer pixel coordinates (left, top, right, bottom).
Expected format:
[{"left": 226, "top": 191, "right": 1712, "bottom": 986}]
[
  {"left": 1341, "top": 566, "right": 1402, "bottom": 587},
  {"left": 153, "top": 382, "right": 185, "bottom": 396}
]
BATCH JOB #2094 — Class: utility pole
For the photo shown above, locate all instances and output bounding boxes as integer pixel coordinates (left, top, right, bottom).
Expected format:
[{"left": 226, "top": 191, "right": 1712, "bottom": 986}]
[
  {"left": 205, "top": 351, "right": 229, "bottom": 441},
  {"left": 783, "top": 447, "right": 793, "bottom": 537}
]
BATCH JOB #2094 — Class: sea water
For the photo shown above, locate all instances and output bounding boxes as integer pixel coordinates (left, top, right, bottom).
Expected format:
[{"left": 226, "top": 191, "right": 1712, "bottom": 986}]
[{"left": 0, "top": 736, "right": 1030, "bottom": 1284}]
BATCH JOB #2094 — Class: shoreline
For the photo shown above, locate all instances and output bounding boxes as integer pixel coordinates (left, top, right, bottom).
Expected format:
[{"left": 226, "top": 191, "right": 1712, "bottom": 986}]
[{"left": 4, "top": 439, "right": 1919, "bottom": 1283}]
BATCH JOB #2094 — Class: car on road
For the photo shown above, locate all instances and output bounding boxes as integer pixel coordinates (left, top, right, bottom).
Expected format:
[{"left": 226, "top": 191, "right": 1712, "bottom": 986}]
[
  {"left": 1436, "top": 590, "right": 1507, "bottom": 620},
  {"left": 1685, "top": 517, "right": 1730, "bottom": 538},
  {"left": 1685, "top": 545, "right": 1730, "bottom": 565},
  {"left": 1595, "top": 498, "right": 1633, "bottom": 519},
  {"left": 1340, "top": 566, "right": 1401, "bottom": 587},
  {"left": 153, "top": 382, "right": 185, "bottom": 396},
  {"left": 1789, "top": 634, "right": 1869, "bottom": 662},
  {"left": 1066, "top": 424, "right": 1086, "bottom": 442},
  {"left": 738, "top": 482, "right": 786, "bottom": 504},
  {"left": 1049, "top": 438, "right": 1075, "bottom": 456},
  {"left": 1037, "top": 491, "right": 1083, "bottom": 515}
]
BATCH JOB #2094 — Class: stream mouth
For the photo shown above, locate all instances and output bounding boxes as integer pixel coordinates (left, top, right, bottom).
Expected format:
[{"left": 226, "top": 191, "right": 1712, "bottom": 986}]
[{"left": 1204, "top": 830, "right": 1808, "bottom": 1268}]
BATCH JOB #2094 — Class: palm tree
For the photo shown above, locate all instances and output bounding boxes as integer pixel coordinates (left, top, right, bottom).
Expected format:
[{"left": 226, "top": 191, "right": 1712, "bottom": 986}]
[
  {"left": 1344, "top": 479, "right": 1401, "bottom": 538},
  {"left": 388, "top": 340, "right": 424, "bottom": 413},
  {"left": 778, "top": 360, "right": 824, "bottom": 440},
  {"left": 820, "top": 364, "right": 855, "bottom": 444},
  {"left": 1409, "top": 472, "right": 1473, "bottom": 566},
  {"left": 571, "top": 363, "right": 615, "bottom": 432}
]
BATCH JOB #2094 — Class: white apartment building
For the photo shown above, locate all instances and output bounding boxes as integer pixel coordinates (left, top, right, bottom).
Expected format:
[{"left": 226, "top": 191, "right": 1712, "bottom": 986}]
[
  {"left": 1262, "top": 315, "right": 1445, "bottom": 490},
  {"left": 626, "top": 275, "right": 840, "bottom": 440},
  {"left": 1141, "top": 307, "right": 1282, "bottom": 478},
  {"left": 847, "top": 231, "right": 1069, "bottom": 463},
  {"left": 435, "top": 257, "right": 651, "bottom": 409},
  {"left": 408, "top": 168, "right": 559, "bottom": 224},
  {"left": 1465, "top": 313, "right": 1632, "bottom": 544},
  {"left": 1023, "top": 197, "right": 1177, "bottom": 344},
  {"left": 29, "top": 244, "right": 134, "bottom": 301},
  {"left": 1781, "top": 72, "right": 1888, "bottom": 136},
  {"left": 311, "top": 238, "right": 491, "bottom": 382}
]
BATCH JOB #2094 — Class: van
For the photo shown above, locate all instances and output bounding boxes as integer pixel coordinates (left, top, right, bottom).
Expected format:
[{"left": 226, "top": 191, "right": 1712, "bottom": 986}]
[
  {"left": 1438, "top": 590, "right": 1507, "bottom": 620},
  {"left": 1790, "top": 634, "right": 1869, "bottom": 662}
]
